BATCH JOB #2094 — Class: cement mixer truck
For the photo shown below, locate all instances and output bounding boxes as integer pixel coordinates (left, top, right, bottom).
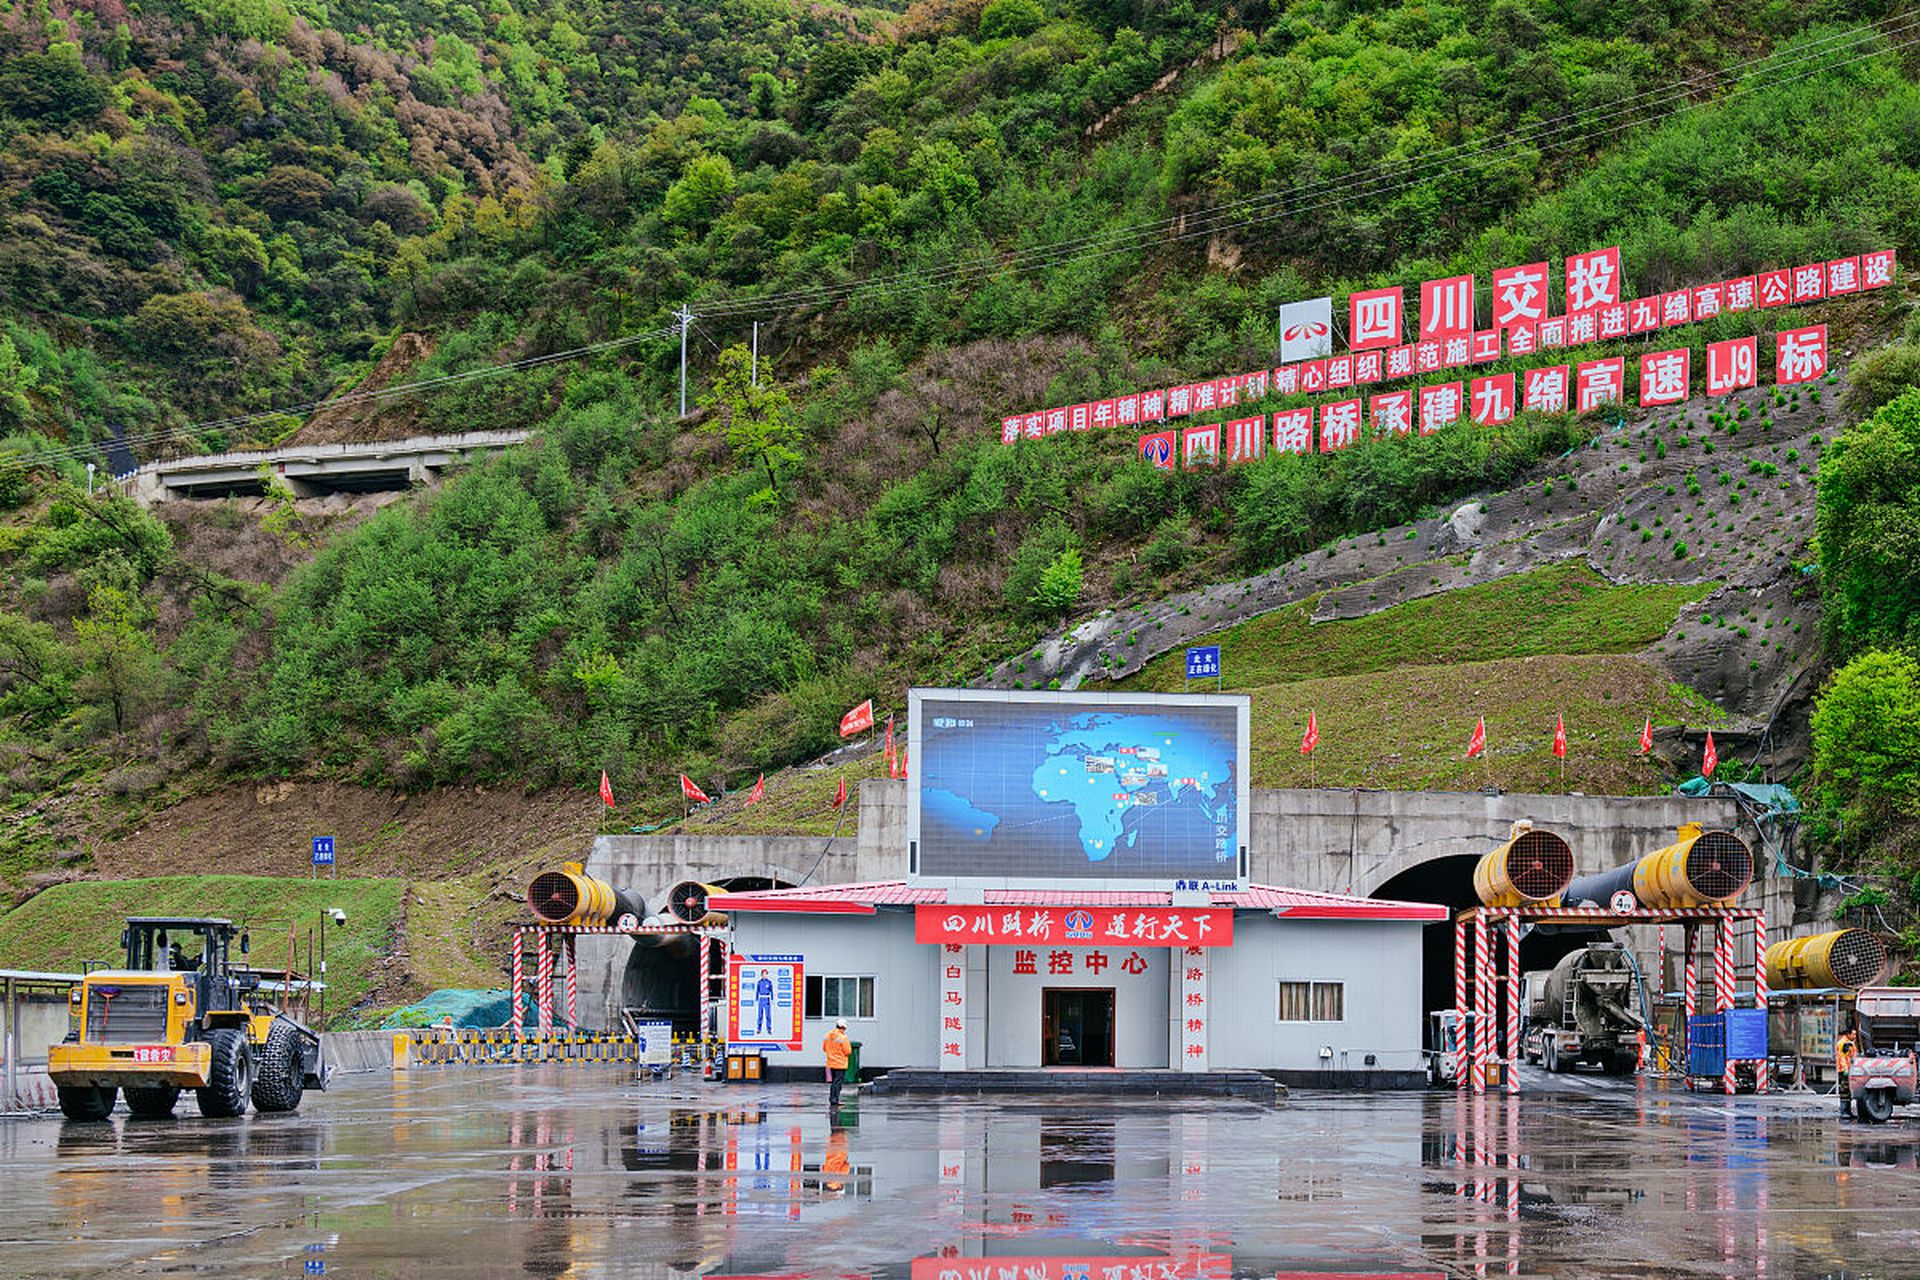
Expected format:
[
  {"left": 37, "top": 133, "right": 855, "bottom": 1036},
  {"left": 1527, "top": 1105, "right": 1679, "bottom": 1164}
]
[{"left": 1523, "top": 944, "right": 1649, "bottom": 1075}]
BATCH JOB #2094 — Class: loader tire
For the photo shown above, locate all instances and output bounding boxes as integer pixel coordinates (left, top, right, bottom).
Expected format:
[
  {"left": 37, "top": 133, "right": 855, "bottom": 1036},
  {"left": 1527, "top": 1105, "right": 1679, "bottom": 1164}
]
[
  {"left": 125, "top": 1086, "right": 180, "bottom": 1119},
  {"left": 1859, "top": 1088, "right": 1895, "bottom": 1124},
  {"left": 196, "top": 1027, "right": 253, "bottom": 1118},
  {"left": 251, "top": 1017, "right": 306, "bottom": 1113},
  {"left": 57, "top": 1085, "right": 116, "bottom": 1121}
]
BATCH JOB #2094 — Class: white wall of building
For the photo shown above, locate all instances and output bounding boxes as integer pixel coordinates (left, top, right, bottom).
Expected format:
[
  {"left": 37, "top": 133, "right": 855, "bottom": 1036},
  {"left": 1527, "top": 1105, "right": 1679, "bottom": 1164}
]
[
  {"left": 728, "top": 911, "right": 939, "bottom": 1069},
  {"left": 1207, "top": 917, "right": 1424, "bottom": 1075},
  {"left": 729, "top": 909, "right": 1424, "bottom": 1077}
]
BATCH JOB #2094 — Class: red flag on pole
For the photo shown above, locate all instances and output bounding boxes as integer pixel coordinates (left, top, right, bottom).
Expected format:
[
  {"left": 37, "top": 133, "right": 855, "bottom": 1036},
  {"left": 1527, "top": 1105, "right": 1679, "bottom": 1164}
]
[
  {"left": 680, "top": 773, "right": 711, "bottom": 805},
  {"left": 599, "top": 770, "right": 615, "bottom": 808},
  {"left": 883, "top": 714, "right": 896, "bottom": 777},
  {"left": 1639, "top": 717, "right": 1654, "bottom": 755},
  {"left": 1552, "top": 714, "right": 1567, "bottom": 759},
  {"left": 1702, "top": 731, "right": 1718, "bottom": 778},
  {"left": 1300, "top": 710, "right": 1319, "bottom": 755},
  {"left": 898, "top": 747, "right": 907, "bottom": 779},
  {"left": 745, "top": 774, "right": 765, "bottom": 805},
  {"left": 833, "top": 776, "right": 848, "bottom": 809},
  {"left": 1465, "top": 716, "right": 1486, "bottom": 759},
  {"left": 839, "top": 699, "right": 874, "bottom": 738}
]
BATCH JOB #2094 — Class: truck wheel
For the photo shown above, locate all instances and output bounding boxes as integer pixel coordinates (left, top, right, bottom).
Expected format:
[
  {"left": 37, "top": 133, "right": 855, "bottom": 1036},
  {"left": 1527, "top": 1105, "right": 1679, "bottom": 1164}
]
[
  {"left": 1544, "top": 1039, "right": 1561, "bottom": 1074},
  {"left": 251, "top": 1017, "right": 306, "bottom": 1113},
  {"left": 56, "top": 1085, "right": 116, "bottom": 1121},
  {"left": 196, "top": 1028, "right": 253, "bottom": 1118},
  {"left": 125, "top": 1086, "right": 180, "bottom": 1119},
  {"left": 1859, "top": 1088, "right": 1895, "bottom": 1124}
]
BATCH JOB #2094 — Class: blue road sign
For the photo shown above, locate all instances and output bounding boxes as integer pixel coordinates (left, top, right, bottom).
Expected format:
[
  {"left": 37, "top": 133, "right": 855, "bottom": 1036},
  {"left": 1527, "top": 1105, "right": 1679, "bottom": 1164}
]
[
  {"left": 1185, "top": 645, "right": 1221, "bottom": 680},
  {"left": 312, "top": 836, "right": 335, "bottom": 866}
]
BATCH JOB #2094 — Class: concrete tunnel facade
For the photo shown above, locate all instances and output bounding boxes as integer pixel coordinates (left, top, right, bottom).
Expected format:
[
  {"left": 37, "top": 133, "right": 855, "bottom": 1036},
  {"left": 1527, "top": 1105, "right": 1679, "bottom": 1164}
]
[{"left": 569, "top": 781, "right": 1765, "bottom": 1030}]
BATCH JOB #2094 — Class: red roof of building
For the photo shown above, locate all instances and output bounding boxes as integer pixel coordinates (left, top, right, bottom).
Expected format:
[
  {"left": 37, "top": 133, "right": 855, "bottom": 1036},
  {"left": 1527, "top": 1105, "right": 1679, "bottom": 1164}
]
[{"left": 706, "top": 880, "right": 1446, "bottom": 922}]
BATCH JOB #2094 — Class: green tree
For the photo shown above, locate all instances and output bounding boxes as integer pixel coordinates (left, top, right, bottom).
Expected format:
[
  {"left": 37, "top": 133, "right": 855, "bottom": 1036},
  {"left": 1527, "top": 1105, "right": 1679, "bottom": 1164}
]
[
  {"left": 661, "top": 155, "right": 736, "bottom": 231},
  {"left": 1816, "top": 390, "right": 1920, "bottom": 658},
  {"left": 70, "top": 584, "right": 160, "bottom": 735},
  {"left": 698, "top": 345, "right": 802, "bottom": 499},
  {"left": 0, "top": 46, "right": 107, "bottom": 124},
  {"left": 1032, "top": 545, "right": 1085, "bottom": 614},
  {"left": 1811, "top": 648, "right": 1920, "bottom": 850},
  {"left": 0, "top": 334, "right": 40, "bottom": 429},
  {"left": 979, "top": 0, "right": 1044, "bottom": 39}
]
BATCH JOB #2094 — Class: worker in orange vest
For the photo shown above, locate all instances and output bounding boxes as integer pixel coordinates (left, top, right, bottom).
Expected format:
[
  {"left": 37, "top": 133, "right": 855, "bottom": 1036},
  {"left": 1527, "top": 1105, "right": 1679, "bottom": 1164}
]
[
  {"left": 823, "top": 1018, "right": 853, "bottom": 1107},
  {"left": 1837, "top": 1027, "right": 1858, "bottom": 1119}
]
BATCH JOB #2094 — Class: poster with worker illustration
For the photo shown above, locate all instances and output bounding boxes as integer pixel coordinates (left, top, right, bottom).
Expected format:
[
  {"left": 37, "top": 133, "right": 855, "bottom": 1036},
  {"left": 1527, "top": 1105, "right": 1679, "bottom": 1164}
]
[{"left": 727, "top": 953, "right": 803, "bottom": 1051}]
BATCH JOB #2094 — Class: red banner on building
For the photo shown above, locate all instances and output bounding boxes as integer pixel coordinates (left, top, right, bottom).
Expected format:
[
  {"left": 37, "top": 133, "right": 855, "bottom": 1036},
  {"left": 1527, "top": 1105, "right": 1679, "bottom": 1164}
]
[
  {"left": 910, "top": 1257, "right": 1232, "bottom": 1280},
  {"left": 914, "top": 905, "right": 1234, "bottom": 948}
]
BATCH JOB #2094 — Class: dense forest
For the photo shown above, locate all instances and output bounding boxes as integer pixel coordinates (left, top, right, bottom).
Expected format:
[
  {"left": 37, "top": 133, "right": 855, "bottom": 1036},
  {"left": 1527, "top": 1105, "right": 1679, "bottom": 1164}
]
[{"left": 4, "top": 0, "right": 1920, "bottom": 886}]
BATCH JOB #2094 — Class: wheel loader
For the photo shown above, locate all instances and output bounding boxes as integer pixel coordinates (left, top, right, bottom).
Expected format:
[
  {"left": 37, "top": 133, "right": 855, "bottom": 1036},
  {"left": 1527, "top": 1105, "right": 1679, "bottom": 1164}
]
[{"left": 47, "top": 917, "right": 328, "bottom": 1121}]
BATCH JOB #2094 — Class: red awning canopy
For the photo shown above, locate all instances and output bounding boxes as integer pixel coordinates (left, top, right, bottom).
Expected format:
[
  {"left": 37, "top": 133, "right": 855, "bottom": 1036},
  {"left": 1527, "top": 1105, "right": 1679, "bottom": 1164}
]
[{"left": 707, "top": 880, "right": 1445, "bottom": 922}]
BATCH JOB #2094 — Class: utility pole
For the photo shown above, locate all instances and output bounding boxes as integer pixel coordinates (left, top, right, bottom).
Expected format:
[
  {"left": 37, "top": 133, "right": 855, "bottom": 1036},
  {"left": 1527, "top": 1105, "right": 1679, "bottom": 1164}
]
[
  {"left": 676, "top": 303, "right": 694, "bottom": 418},
  {"left": 751, "top": 320, "right": 759, "bottom": 389}
]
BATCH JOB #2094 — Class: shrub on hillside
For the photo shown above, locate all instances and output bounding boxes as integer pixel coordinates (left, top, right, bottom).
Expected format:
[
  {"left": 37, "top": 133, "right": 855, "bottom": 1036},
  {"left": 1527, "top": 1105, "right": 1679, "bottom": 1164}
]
[
  {"left": 1816, "top": 389, "right": 1920, "bottom": 658},
  {"left": 1811, "top": 648, "right": 1920, "bottom": 854},
  {"left": 1842, "top": 344, "right": 1920, "bottom": 420}
]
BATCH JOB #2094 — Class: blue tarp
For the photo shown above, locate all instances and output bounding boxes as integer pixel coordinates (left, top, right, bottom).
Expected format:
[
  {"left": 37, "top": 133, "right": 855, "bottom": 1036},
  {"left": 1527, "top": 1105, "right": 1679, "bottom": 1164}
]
[{"left": 380, "top": 988, "right": 513, "bottom": 1030}]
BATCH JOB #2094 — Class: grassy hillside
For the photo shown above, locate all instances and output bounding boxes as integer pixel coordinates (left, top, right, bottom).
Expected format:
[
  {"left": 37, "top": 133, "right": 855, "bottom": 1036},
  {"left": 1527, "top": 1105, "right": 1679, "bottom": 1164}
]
[
  {"left": 1120, "top": 563, "right": 1715, "bottom": 691},
  {"left": 0, "top": 875, "right": 407, "bottom": 1018},
  {"left": 2, "top": 5, "right": 1919, "bottom": 903}
]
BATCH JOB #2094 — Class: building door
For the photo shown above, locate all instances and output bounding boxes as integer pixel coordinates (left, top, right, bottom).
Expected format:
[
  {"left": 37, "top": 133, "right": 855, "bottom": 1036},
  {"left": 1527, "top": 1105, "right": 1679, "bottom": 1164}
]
[{"left": 1042, "top": 989, "right": 1115, "bottom": 1067}]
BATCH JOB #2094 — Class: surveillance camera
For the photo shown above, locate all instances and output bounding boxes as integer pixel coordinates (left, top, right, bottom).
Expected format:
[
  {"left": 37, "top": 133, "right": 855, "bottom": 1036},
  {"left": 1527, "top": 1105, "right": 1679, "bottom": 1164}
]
[{"left": 328, "top": 908, "right": 347, "bottom": 925}]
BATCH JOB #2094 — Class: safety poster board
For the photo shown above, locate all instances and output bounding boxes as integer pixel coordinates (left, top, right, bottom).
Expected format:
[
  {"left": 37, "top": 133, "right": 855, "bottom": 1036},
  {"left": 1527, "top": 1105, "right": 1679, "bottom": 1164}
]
[{"left": 727, "top": 953, "right": 803, "bottom": 1051}]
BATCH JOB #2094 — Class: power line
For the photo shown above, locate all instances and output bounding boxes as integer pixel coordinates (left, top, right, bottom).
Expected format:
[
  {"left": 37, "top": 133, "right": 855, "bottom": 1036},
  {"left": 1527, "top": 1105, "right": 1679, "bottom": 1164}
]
[{"left": 693, "top": 16, "right": 1918, "bottom": 320}]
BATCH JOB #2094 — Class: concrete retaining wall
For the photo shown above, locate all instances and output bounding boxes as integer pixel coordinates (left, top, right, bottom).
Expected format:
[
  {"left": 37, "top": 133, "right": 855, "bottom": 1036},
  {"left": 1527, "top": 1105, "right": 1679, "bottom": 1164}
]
[{"left": 569, "top": 780, "right": 1817, "bottom": 1025}]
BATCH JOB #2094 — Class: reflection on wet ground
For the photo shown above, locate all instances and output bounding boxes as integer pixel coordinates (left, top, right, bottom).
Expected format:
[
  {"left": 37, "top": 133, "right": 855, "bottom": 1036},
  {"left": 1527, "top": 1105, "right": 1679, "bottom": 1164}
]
[{"left": 3, "top": 1068, "right": 1919, "bottom": 1278}]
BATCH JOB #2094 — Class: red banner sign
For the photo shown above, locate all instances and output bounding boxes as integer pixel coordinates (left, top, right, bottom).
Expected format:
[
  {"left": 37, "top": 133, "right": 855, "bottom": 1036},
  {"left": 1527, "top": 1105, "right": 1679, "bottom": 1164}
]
[
  {"left": 910, "top": 1257, "right": 1231, "bottom": 1280},
  {"left": 915, "top": 905, "right": 1233, "bottom": 948}
]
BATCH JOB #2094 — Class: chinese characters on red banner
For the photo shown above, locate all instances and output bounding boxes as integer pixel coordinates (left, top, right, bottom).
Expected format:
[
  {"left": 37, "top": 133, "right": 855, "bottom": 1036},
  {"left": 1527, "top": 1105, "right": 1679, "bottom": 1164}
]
[
  {"left": 1095, "top": 249, "right": 1891, "bottom": 467},
  {"left": 914, "top": 906, "right": 1235, "bottom": 947},
  {"left": 1180, "top": 945, "right": 1209, "bottom": 1069},
  {"left": 940, "top": 942, "right": 965, "bottom": 1066}
]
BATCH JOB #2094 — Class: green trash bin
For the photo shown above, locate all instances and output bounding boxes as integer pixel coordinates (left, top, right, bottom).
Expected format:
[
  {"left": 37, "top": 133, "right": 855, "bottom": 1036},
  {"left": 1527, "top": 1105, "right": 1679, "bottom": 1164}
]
[{"left": 847, "top": 1041, "right": 862, "bottom": 1086}]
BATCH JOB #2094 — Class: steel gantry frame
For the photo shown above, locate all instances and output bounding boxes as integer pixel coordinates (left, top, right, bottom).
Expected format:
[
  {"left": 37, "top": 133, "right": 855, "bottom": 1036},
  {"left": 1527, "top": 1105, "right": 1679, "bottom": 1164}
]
[
  {"left": 506, "top": 924, "right": 725, "bottom": 1037},
  {"left": 1454, "top": 905, "right": 1768, "bottom": 1096}
]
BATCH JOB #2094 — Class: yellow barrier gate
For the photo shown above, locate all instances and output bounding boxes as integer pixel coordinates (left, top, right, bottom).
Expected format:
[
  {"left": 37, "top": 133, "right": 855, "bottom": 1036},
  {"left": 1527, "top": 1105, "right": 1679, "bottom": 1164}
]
[{"left": 392, "top": 1030, "right": 726, "bottom": 1069}]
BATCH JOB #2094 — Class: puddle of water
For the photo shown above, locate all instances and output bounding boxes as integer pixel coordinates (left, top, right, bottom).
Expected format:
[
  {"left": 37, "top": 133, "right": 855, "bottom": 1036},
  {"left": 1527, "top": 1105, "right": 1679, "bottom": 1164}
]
[{"left": 3, "top": 1070, "right": 1917, "bottom": 1278}]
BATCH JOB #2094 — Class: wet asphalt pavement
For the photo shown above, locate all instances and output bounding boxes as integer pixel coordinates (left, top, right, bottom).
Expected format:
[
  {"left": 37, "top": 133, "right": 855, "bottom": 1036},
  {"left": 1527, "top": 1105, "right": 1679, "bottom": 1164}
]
[{"left": 3, "top": 1066, "right": 1919, "bottom": 1279}]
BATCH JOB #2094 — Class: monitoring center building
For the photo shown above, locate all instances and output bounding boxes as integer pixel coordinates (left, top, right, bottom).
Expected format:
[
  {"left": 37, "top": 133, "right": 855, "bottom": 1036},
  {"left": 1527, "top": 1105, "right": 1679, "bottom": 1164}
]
[{"left": 712, "top": 689, "right": 1443, "bottom": 1087}]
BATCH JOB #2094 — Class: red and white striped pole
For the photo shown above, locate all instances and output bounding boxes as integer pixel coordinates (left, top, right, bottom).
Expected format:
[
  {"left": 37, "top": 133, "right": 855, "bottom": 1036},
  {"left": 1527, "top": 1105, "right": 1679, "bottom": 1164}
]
[
  {"left": 1683, "top": 924, "right": 1698, "bottom": 1022},
  {"left": 1714, "top": 919, "right": 1736, "bottom": 1095},
  {"left": 1473, "top": 911, "right": 1489, "bottom": 1094},
  {"left": 510, "top": 930, "right": 524, "bottom": 1037},
  {"left": 1454, "top": 914, "right": 1467, "bottom": 1090},
  {"left": 536, "top": 929, "right": 554, "bottom": 1037},
  {"left": 1752, "top": 912, "right": 1769, "bottom": 1093},
  {"left": 697, "top": 938, "right": 711, "bottom": 1048},
  {"left": 565, "top": 934, "right": 578, "bottom": 1034},
  {"left": 1506, "top": 915, "right": 1520, "bottom": 1095}
]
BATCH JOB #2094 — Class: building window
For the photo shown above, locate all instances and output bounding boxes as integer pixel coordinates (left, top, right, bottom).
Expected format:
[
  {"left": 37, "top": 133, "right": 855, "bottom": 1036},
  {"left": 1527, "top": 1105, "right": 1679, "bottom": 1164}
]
[
  {"left": 804, "top": 975, "right": 875, "bottom": 1020},
  {"left": 1277, "top": 980, "right": 1344, "bottom": 1023}
]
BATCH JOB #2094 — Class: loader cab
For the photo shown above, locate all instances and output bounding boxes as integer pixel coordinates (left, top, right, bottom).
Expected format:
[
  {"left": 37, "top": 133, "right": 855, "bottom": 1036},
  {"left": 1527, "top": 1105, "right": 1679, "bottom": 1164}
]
[{"left": 118, "top": 918, "right": 252, "bottom": 1026}]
